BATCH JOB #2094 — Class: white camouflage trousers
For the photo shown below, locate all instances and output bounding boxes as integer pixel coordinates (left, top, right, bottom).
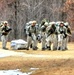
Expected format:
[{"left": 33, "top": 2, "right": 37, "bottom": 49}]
[
  {"left": 41, "top": 32, "right": 47, "bottom": 49},
  {"left": 27, "top": 33, "right": 37, "bottom": 49},
  {"left": 1, "top": 35, "right": 8, "bottom": 48},
  {"left": 46, "top": 34, "right": 57, "bottom": 50},
  {"left": 57, "top": 34, "right": 64, "bottom": 50},
  {"left": 62, "top": 37, "right": 68, "bottom": 50}
]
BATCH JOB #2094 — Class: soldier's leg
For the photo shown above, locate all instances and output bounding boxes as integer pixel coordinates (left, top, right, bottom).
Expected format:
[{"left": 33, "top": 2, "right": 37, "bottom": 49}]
[
  {"left": 60, "top": 35, "right": 65, "bottom": 50},
  {"left": 5, "top": 36, "right": 8, "bottom": 47},
  {"left": 32, "top": 34, "right": 38, "bottom": 50},
  {"left": 41, "top": 33, "right": 47, "bottom": 50},
  {"left": 30, "top": 43, "right": 32, "bottom": 48},
  {"left": 46, "top": 36, "right": 51, "bottom": 50},
  {"left": 26, "top": 35, "right": 32, "bottom": 50},
  {"left": 1, "top": 35, "right": 8, "bottom": 49},
  {"left": 47, "top": 41, "right": 51, "bottom": 50},
  {"left": 35, "top": 40, "right": 38, "bottom": 49},
  {"left": 62, "top": 37, "right": 68, "bottom": 50},
  {"left": 1, "top": 35, "right": 5, "bottom": 48},
  {"left": 57, "top": 34, "right": 62, "bottom": 50},
  {"left": 53, "top": 35, "right": 58, "bottom": 50},
  {"left": 35, "top": 34, "right": 42, "bottom": 49},
  {"left": 57, "top": 41, "right": 62, "bottom": 50},
  {"left": 65, "top": 37, "right": 68, "bottom": 50}
]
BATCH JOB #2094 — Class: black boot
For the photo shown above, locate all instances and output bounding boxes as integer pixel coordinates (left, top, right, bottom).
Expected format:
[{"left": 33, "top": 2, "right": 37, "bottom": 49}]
[
  {"left": 30, "top": 44, "right": 32, "bottom": 48},
  {"left": 26, "top": 47, "right": 29, "bottom": 50},
  {"left": 47, "top": 46, "right": 51, "bottom": 50},
  {"left": 33, "top": 47, "right": 37, "bottom": 50},
  {"left": 3, "top": 47, "right": 8, "bottom": 50},
  {"left": 57, "top": 47, "right": 61, "bottom": 50},
  {"left": 65, "top": 47, "right": 68, "bottom": 50},
  {"left": 53, "top": 47, "right": 57, "bottom": 51},
  {"left": 42, "top": 47, "right": 46, "bottom": 51}
]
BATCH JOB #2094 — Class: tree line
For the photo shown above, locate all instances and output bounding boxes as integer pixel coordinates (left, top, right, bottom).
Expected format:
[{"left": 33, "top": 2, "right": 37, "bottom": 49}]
[{"left": 0, "top": 0, "right": 74, "bottom": 41}]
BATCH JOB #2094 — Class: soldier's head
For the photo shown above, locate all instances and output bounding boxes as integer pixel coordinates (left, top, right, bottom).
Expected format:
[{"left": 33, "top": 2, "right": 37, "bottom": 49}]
[
  {"left": 49, "top": 22, "right": 55, "bottom": 27},
  {"left": 64, "top": 22, "right": 69, "bottom": 28},
  {"left": 60, "top": 22, "right": 64, "bottom": 27},
  {"left": 32, "top": 21, "right": 36, "bottom": 26},
  {"left": 28, "top": 21, "right": 33, "bottom": 25},
  {"left": 4, "top": 21, "right": 8, "bottom": 26},
  {"left": 41, "top": 20, "right": 45, "bottom": 26},
  {"left": 44, "top": 22, "right": 48, "bottom": 27}
]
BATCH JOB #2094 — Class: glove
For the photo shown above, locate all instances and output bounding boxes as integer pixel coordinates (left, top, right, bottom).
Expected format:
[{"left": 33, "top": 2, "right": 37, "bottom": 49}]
[
  {"left": 60, "top": 31, "right": 64, "bottom": 34},
  {"left": 5, "top": 28, "right": 12, "bottom": 32},
  {"left": 2, "top": 32, "right": 8, "bottom": 35},
  {"left": 63, "top": 34, "right": 67, "bottom": 38},
  {"left": 29, "top": 32, "right": 31, "bottom": 36}
]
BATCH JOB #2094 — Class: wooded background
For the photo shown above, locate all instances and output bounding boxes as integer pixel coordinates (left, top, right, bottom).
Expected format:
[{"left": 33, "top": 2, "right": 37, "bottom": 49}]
[{"left": 0, "top": 0, "right": 74, "bottom": 42}]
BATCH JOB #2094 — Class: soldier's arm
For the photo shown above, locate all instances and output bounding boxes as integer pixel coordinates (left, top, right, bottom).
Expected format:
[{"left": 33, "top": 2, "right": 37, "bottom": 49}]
[
  {"left": 0, "top": 26, "right": 8, "bottom": 35},
  {"left": 26, "top": 28, "right": 29, "bottom": 35},
  {"left": 67, "top": 26, "right": 72, "bottom": 35},
  {"left": 26, "top": 26, "right": 32, "bottom": 36}
]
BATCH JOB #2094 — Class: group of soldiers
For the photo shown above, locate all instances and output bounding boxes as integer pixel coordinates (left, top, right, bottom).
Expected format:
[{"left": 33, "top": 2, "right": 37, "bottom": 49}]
[
  {"left": 0, "top": 20, "right": 71, "bottom": 51},
  {"left": 25, "top": 20, "right": 71, "bottom": 51}
]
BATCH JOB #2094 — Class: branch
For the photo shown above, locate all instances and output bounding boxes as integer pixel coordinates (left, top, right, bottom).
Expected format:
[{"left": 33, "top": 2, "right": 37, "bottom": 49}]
[{"left": 33, "top": 0, "right": 44, "bottom": 11}]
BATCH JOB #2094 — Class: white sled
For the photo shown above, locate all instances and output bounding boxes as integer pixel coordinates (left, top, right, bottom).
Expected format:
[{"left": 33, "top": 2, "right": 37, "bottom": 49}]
[{"left": 11, "top": 39, "right": 27, "bottom": 50}]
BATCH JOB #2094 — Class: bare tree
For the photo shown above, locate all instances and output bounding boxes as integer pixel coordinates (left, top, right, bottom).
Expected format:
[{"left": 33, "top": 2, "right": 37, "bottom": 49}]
[
  {"left": 1, "top": 0, "right": 74, "bottom": 41},
  {"left": 63, "top": 0, "right": 74, "bottom": 29}
]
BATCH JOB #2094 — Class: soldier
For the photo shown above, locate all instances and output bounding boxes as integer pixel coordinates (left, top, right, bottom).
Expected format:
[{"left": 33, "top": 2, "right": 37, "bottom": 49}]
[
  {"left": 35, "top": 23, "right": 42, "bottom": 48},
  {"left": 46, "top": 22, "right": 57, "bottom": 50},
  {"left": 26, "top": 21, "right": 38, "bottom": 50},
  {"left": 41, "top": 21, "right": 48, "bottom": 50},
  {"left": 1, "top": 21, "right": 12, "bottom": 50},
  {"left": 63, "top": 22, "right": 71, "bottom": 50},
  {"left": 57, "top": 22, "right": 67, "bottom": 50},
  {"left": 25, "top": 21, "right": 33, "bottom": 37}
]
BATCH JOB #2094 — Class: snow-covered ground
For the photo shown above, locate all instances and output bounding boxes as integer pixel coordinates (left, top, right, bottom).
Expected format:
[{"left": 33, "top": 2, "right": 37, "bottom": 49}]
[
  {"left": 0, "top": 68, "right": 39, "bottom": 75},
  {"left": 0, "top": 69, "right": 32, "bottom": 75}
]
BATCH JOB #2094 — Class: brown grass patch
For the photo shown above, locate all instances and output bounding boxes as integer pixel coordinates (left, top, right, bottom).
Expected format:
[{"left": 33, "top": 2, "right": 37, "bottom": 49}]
[
  {"left": 0, "top": 57, "right": 74, "bottom": 75},
  {"left": 0, "top": 42, "right": 74, "bottom": 75}
]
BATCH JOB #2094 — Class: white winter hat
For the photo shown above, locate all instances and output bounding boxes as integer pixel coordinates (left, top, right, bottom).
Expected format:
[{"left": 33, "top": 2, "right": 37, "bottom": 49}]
[
  {"left": 44, "top": 22, "right": 48, "bottom": 26},
  {"left": 4, "top": 21, "right": 8, "bottom": 24},
  {"left": 32, "top": 21, "right": 37, "bottom": 24},
  {"left": 49, "top": 21, "right": 55, "bottom": 25},
  {"left": 64, "top": 22, "right": 69, "bottom": 26}
]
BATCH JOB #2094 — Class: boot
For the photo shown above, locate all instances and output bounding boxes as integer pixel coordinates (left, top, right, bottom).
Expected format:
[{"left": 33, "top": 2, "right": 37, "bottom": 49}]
[
  {"left": 3, "top": 47, "right": 8, "bottom": 50},
  {"left": 26, "top": 47, "right": 29, "bottom": 50},
  {"left": 57, "top": 47, "right": 61, "bottom": 50},
  {"left": 33, "top": 47, "right": 37, "bottom": 50},
  {"left": 42, "top": 47, "right": 46, "bottom": 51},
  {"left": 47, "top": 46, "right": 51, "bottom": 50},
  {"left": 30, "top": 44, "right": 32, "bottom": 48}
]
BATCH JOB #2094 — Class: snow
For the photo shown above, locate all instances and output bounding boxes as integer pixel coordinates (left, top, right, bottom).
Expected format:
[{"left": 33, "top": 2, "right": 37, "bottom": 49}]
[
  {"left": 0, "top": 69, "right": 32, "bottom": 75},
  {"left": 30, "top": 68, "right": 39, "bottom": 70},
  {"left": 0, "top": 68, "right": 39, "bottom": 75}
]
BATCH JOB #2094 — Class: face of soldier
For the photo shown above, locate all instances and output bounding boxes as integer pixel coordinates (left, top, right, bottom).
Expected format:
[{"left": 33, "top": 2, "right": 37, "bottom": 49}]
[
  {"left": 60, "top": 23, "right": 64, "bottom": 27},
  {"left": 4, "top": 23, "right": 8, "bottom": 26},
  {"left": 32, "top": 23, "right": 36, "bottom": 26}
]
